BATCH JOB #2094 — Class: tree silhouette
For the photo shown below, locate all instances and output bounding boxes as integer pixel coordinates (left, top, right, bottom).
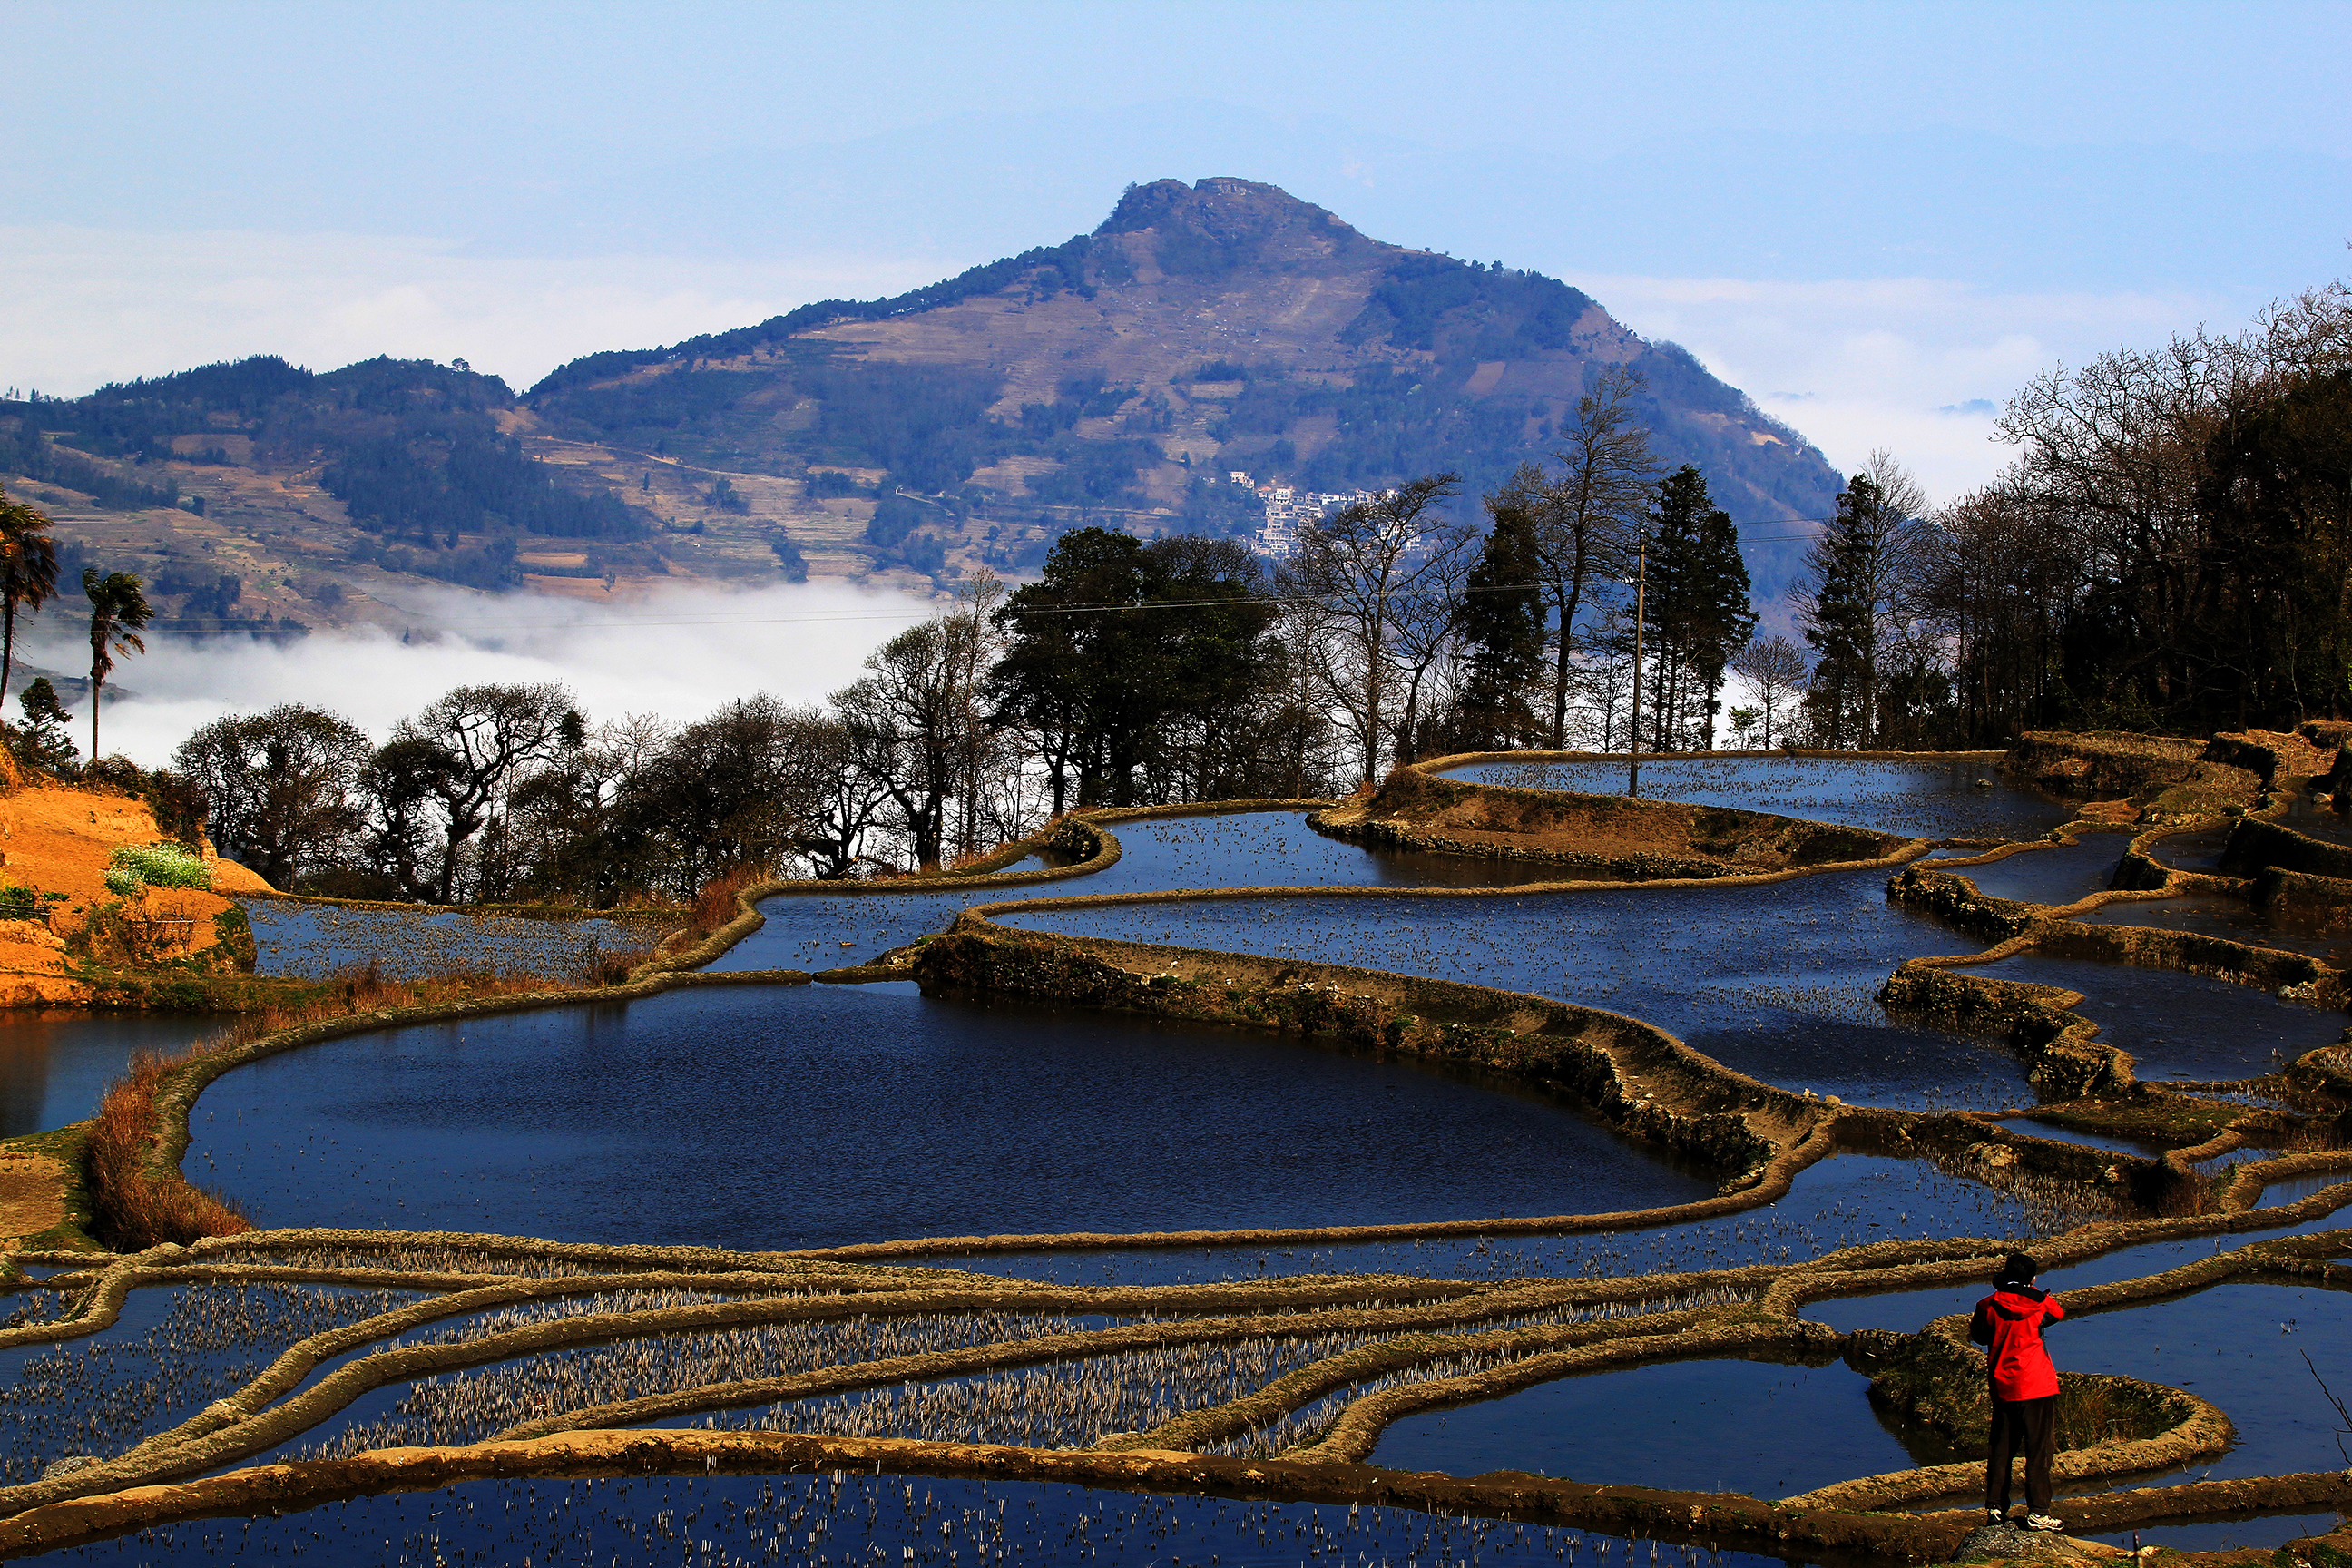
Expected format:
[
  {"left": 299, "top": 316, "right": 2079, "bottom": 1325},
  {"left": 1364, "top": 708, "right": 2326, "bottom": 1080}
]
[
  {"left": 83, "top": 566, "right": 153, "bottom": 764},
  {"left": 1490, "top": 368, "right": 1659, "bottom": 749},
  {"left": 0, "top": 485, "right": 60, "bottom": 711},
  {"left": 1284, "top": 472, "right": 1469, "bottom": 784}
]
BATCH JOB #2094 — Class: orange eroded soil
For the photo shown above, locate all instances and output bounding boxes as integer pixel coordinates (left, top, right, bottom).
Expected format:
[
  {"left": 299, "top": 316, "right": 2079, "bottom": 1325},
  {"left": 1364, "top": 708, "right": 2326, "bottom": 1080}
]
[{"left": 0, "top": 779, "right": 276, "bottom": 1004}]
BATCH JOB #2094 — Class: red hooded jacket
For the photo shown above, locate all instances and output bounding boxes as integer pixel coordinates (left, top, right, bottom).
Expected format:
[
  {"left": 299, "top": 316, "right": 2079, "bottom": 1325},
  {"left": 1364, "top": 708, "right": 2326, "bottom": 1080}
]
[{"left": 1969, "top": 1283, "right": 2064, "bottom": 1401}]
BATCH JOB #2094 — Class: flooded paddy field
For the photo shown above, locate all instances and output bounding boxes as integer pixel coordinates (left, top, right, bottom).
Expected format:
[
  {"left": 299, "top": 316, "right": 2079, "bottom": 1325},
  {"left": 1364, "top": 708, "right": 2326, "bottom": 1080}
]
[
  {"left": 1367, "top": 1355, "right": 1901, "bottom": 1496},
  {"left": 242, "top": 900, "right": 652, "bottom": 981},
  {"left": 0, "top": 1011, "right": 220, "bottom": 1134},
  {"left": 24, "top": 754, "right": 2352, "bottom": 1563},
  {"left": 187, "top": 982, "right": 1716, "bottom": 1246},
  {"left": 923, "top": 1153, "right": 2076, "bottom": 1287},
  {"left": 47, "top": 1471, "right": 1788, "bottom": 1568},
  {"left": 1936, "top": 834, "right": 2128, "bottom": 906},
  {"left": 1435, "top": 754, "right": 2073, "bottom": 842},
  {"left": 1808, "top": 1270, "right": 2352, "bottom": 1550},
  {"left": 716, "top": 809, "right": 1573, "bottom": 971},
  {"left": 2147, "top": 822, "right": 2235, "bottom": 873},
  {"left": 0, "top": 1279, "right": 425, "bottom": 1484},
  {"left": 2081, "top": 892, "right": 2352, "bottom": 962},
  {"left": 1954, "top": 950, "right": 2346, "bottom": 1082},
  {"left": 1001, "top": 871, "right": 2029, "bottom": 1110},
  {"left": 2278, "top": 792, "right": 2352, "bottom": 848}
]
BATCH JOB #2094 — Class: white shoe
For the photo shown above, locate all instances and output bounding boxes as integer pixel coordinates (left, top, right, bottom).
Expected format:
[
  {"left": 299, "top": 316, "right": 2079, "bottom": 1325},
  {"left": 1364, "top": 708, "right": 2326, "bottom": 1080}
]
[{"left": 2025, "top": 1514, "right": 2066, "bottom": 1533}]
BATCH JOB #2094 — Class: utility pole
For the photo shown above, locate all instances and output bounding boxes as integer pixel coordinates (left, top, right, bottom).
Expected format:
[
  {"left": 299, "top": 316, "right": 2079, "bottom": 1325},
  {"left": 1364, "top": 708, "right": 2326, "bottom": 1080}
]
[{"left": 1628, "top": 534, "right": 1648, "bottom": 799}]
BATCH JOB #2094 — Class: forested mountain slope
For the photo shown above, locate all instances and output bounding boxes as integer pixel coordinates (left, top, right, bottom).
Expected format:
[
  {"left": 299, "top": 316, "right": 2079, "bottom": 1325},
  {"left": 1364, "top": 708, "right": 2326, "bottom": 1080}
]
[{"left": 0, "top": 179, "right": 1840, "bottom": 628}]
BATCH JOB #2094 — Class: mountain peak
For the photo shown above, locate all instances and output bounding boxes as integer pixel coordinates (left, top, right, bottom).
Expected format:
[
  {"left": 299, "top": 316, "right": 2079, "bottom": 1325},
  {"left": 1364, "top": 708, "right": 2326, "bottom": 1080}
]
[{"left": 1095, "top": 176, "right": 1364, "bottom": 251}]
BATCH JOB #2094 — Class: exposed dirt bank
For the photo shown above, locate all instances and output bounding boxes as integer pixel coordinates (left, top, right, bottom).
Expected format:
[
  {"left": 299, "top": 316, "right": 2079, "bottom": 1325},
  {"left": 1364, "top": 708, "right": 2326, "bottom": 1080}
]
[{"left": 1313, "top": 765, "right": 1897, "bottom": 876}]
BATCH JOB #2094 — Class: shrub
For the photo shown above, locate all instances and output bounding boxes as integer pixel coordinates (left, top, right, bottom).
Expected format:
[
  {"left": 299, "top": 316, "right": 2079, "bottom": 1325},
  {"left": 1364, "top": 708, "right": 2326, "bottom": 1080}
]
[
  {"left": 689, "top": 865, "right": 763, "bottom": 939},
  {"left": 107, "top": 842, "right": 211, "bottom": 896}
]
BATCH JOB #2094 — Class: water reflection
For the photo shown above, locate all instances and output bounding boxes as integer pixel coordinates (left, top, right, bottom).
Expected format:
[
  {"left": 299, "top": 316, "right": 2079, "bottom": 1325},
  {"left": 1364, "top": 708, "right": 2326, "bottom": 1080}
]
[
  {"left": 1955, "top": 951, "right": 2344, "bottom": 1081},
  {"left": 0, "top": 1011, "right": 219, "bottom": 1135},
  {"left": 1369, "top": 1357, "right": 1900, "bottom": 1496},
  {"left": 1003, "top": 872, "right": 2024, "bottom": 1110},
  {"left": 2082, "top": 892, "right": 2352, "bottom": 964},
  {"left": 189, "top": 982, "right": 1713, "bottom": 1247},
  {"left": 1950, "top": 835, "right": 2128, "bottom": 906}
]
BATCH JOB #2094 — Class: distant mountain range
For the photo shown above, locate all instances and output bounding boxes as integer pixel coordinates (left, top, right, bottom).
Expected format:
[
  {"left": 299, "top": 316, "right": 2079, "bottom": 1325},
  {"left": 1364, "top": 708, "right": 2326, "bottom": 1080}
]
[{"left": 0, "top": 179, "right": 1841, "bottom": 632}]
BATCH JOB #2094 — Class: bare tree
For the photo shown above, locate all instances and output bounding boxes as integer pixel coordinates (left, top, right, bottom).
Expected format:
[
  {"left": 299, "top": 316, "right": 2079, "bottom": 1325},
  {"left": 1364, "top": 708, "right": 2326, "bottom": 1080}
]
[
  {"left": 833, "top": 603, "right": 997, "bottom": 871},
  {"left": 391, "top": 681, "right": 577, "bottom": 903},
  {"left": 1496, "top": 365, "right": 1659, "bottom": 749},
  {"left": 1730, "top": 634, "right": 1808, "bottom": 749},
  {"left": 1386, "top": 533, "right": 1475, "bottom": 764},
  {"left": 771, "top": 704, "right": 888, "bottom": 878},
  {"left": 944, "top": 572, "right": 1010, "bottom": 863},
  {"left": 1283, "top": 472, "right": 1470, "bottom": 784}
]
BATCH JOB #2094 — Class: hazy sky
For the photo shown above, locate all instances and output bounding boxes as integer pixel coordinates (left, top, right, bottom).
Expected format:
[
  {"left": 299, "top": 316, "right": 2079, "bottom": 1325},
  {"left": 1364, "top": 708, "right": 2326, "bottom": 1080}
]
[{"left": 6, "top": 0, "right": 2349, "bottom": 503}]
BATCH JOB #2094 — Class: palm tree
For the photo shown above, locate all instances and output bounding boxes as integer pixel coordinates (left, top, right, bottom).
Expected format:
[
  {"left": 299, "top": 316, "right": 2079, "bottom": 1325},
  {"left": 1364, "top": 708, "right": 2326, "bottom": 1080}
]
[
  {"left": 83, "top": 567, "right": 153, "bottom": 763},
  {"left": 0, "top": 486, "right": 60, "bottom": 711}
]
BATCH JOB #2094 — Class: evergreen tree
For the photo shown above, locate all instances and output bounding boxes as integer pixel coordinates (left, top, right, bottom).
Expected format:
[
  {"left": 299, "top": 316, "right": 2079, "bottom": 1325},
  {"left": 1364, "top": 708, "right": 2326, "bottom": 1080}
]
[
  {"left": 1452, "top": 499, "right": 1548, "bottom": 747},
  {"left": 12, "top": 678, "right": 77, "bottom": 773},
  {"left": 1641, "top": 466, "right": 1755, "bottom": 750},
  {"left": 1800, "top": 457, "right": 1928, "bottom": 747},
  {"left": 988, "top": 528, "right": 1273, "bottom": 808}
]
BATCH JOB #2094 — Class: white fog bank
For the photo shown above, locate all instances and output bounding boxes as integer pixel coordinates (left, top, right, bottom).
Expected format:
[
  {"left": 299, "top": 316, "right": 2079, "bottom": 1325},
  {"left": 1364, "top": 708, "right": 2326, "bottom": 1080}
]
[{"left": 17, "top": 579, "right": 945, "bottom": 768}]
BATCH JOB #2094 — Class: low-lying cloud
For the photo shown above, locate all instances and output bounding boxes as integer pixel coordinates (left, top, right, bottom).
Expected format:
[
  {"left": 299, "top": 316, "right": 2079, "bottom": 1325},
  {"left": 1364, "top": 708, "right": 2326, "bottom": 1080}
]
[{"left": 18, "top": 579, "right": 946, "bottom": 768}]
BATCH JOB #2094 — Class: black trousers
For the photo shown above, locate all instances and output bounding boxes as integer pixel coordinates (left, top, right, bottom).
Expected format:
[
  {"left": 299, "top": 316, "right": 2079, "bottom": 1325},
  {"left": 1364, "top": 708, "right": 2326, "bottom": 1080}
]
[{"left": 1985, "top": 1392, "right": 2058, "bottom": 1514}]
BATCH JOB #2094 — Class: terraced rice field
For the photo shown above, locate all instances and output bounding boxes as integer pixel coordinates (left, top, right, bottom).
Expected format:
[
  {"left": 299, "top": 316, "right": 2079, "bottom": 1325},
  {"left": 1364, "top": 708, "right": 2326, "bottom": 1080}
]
[{"left": 9, "top": 749, "right": 2352, "bottom": 1563}]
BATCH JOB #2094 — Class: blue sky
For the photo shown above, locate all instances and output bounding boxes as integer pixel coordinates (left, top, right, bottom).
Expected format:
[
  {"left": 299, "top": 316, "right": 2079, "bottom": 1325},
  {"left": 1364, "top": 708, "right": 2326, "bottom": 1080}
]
[{"left": 5, "top": 0, "right": 2347, "bottom": 500}]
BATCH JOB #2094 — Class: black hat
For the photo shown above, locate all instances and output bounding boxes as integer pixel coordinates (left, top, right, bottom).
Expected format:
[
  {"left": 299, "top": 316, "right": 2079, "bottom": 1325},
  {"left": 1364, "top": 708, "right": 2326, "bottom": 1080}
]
[{"left": 1997, "top": 1251, "right": 2039, "bottom": 1287}]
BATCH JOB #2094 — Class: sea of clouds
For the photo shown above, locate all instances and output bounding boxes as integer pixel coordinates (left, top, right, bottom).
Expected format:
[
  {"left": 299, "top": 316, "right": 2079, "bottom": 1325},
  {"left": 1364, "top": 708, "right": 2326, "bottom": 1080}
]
[{"left": 16, "top": 579, "right": 944, "bottom": 769}]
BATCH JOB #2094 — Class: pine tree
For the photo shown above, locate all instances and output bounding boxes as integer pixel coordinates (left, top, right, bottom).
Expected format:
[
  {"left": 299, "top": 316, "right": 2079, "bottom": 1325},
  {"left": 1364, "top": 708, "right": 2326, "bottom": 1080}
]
[
  {"left": 1642, "top": 466, "right": 1755, "bottom": 750},
  {"left": 1799, "top": 458, "right": 1927, "bottom": 747},
  {"left": 1453, "top": 499, "right": 1548, "bottom": 747},
  {"left": 1801, "top": 505, "right": 1876, "bottom": 747},
  {"left": 12, "top": 677, "right": 77, "bottom": 773}
]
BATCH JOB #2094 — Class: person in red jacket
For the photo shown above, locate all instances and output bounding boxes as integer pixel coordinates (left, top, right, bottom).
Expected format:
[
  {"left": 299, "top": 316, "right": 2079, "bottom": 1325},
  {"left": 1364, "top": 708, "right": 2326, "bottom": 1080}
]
[{"left": 1970, "top": 1251, "right": 2068, "bottom": 1531}]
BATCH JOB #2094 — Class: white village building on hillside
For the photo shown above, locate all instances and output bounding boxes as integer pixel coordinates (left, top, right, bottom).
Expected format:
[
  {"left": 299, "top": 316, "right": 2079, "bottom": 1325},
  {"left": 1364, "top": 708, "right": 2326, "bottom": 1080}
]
[{"left": 1228, "top": 472, "right": 1377, "bottom": 558}]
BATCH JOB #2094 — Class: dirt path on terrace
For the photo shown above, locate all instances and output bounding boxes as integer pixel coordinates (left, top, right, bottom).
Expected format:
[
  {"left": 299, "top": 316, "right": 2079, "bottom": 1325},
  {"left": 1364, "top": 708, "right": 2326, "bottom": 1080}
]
[{"left": 0, "top": 1149, "right": 66, "bottom": 1246}]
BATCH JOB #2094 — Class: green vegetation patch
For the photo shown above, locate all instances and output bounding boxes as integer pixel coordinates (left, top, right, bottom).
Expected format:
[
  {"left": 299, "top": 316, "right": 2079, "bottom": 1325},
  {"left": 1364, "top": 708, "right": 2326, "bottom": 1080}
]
[{"left": 104, "top": 841, "right": 211, "bottom": 897}]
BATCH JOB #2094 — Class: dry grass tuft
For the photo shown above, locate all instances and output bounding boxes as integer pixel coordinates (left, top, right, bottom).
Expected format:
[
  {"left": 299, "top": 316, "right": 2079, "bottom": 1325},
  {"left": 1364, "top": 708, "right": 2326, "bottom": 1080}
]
[
  {"left": 687, "top": 866, "right": 765, "bottom": 940},
  {"left": 208, "top": 964, "right": 569, "bottom": 1054},
  {"left": 83, "top": 1048, "right": 252, "bottom": 1250},
  {"left": 83, "top": 963, "right": 598, "bottom": 1250}
]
